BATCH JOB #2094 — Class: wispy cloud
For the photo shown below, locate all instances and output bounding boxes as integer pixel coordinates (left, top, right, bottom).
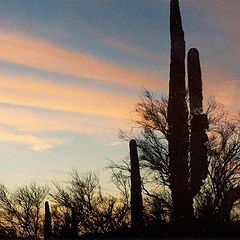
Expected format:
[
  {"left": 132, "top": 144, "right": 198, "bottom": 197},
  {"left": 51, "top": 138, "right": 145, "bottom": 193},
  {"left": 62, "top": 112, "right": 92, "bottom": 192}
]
[
  {"left": 0, "top": 103, "right": 130, "bottom": 151},
  {"left": 0, "top": 71, "right": 138, "bottom": 151},
  {"left": 184, "top": 0, "right": 240, "bottom": 37},
  {"left": 106, "top": 141, "right": 122, "bottom": 146},
  {"left": 202, "top": 64, "right": 240, "bottom": 110},
  {"left": 181, "top": 0, "right": 240, "bottom": 112},
  {"left": 0, "top": 70, "right": 143, "bottom": 151},
  {"left": 0, "top": 101, "right": 130, "bottom": 135},
  {"left": 0, "top": 127, "right": 65, "bottom": 152},
  {"left": 0, "top": 31, "right": 167, "bottom": 90},
  {"left": 0, "top": 73, "right": 138, "bottom": 118},
  {"left": 89, "top": 29, "right": 168, "bottom": 63},
  {"left": 184, "top": 0, "right": 240, "bottom": 64}
]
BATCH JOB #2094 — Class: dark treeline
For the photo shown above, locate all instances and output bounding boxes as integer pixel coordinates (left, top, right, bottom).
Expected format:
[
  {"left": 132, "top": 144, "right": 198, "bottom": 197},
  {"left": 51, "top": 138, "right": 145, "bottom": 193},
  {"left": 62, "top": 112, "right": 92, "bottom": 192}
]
[
  {"left": 0, "top": 172, "right": 131, "bottom": 239},
  {"left": 0, "top": 0, "right": 240, "bottom": 239}
]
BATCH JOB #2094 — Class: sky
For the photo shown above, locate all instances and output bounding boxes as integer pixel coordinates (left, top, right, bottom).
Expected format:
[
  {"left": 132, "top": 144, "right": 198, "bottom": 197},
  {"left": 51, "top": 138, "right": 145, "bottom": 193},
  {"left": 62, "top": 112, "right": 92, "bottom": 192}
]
[{"left": 0, "top": 0, "right": 239, "bottom": 192}]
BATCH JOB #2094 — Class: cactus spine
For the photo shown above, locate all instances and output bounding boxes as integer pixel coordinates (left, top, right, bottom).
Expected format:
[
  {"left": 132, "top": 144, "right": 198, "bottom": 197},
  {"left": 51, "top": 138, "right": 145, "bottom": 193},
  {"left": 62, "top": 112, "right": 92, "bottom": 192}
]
[
  {"left": 167, "top": 0, "right": 193, "bottom": 221},
  {"left": 130, "top": 139, "right": 144, "bottom": 229},
  {"left": 188, "top": 48, "right": 209, "bottom": 197},
  {"left": 44, "top": 201, "right": 52, "bottom": 239}
]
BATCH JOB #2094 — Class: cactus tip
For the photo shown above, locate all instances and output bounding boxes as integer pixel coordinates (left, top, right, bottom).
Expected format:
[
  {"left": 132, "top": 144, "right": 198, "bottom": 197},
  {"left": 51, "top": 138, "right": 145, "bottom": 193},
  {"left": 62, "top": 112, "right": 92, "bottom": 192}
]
[
  {"left": 129, "top": 139, "right": 137, "bottom": 147},
  {"left": 188, "top": 48, "right": 199, "bottom": 56}
]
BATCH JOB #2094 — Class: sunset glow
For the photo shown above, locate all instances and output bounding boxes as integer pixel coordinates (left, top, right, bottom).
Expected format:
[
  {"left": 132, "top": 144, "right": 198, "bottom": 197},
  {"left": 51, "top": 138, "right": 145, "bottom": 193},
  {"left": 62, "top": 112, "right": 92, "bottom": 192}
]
[{"left": 0, "top": 0, "right": 239, "bottom": 189}]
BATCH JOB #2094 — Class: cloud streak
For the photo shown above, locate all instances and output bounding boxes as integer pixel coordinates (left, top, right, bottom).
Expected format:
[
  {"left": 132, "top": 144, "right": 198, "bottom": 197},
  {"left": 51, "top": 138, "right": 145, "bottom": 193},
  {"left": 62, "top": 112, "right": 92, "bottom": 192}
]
[
  {"left": 0, "top": 70, "right": 142, "bottom": 151},
  {"left": 0, "top": 31, "right": 167, "bottom": 90},
  {"left": 0, "top": 71, "right": 138, "bottom": 151},
  {"left": 0, "top": 127, "right": 65, "bottom": 152},
  {"left": 0, "top": 73, "right": 138, "bottom": 118},
  {"left": 88, "top": 28, "right": 168, "bottom": 63},
  {"left": 0, "top": 103, "right": 126, "bottom": 135},
  {"left": 0, "top": 102, "right": 129, "bottom": 151},
  {"left": 202, "top": 64, "right": 240, "bottom": 110}
]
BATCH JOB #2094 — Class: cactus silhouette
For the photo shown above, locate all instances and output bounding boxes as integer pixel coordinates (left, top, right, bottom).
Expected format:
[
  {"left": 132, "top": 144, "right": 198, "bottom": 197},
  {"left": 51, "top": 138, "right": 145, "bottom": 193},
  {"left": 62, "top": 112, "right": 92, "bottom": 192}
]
[
  {"left": 188, "top": 48, "right": 209, "bottom": 197},
  {"left": 129, "top": 139, "right": 144, "bottom": 229},
  {"left": 167, "top": 0, "right": 209, "bottom": 222},
  {"left": 167, "top": 0, "right": 193, "bottom": 221},
  {"left": 188, "top": 48, "right": 203, "bottom": 115},
  {"left": 71, "top": 207, "right": 78, "bottom": 238},
  {"left": 44, "top": 201, "right": 52, "bottom": 239}
]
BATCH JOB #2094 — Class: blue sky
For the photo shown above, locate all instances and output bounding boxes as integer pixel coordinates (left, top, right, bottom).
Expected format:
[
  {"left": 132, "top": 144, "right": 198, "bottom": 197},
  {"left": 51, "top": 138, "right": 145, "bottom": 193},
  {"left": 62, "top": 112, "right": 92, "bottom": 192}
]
[{"left": 0, "top": 0, "right": 239, "bottom": 191}]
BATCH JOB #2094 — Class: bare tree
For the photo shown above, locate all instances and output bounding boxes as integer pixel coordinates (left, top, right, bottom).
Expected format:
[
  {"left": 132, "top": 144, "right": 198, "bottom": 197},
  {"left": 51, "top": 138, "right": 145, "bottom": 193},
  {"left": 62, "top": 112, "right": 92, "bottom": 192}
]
[
  {"left": 50, "top": 170, "right": 130, "bottom": 237},
  {"left": 195, "top": 105, "right": 240, "bottom": 222},
  {"left": 114, "top": 90, "right": 240, "bottom": 222},
  {"left": 0, "top": 183, "right": 49, "bottom": 239}
]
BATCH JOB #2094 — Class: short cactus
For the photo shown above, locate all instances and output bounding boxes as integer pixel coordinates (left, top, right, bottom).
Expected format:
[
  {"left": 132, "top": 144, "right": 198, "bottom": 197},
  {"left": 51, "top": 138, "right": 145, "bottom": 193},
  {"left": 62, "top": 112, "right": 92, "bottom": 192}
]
[
  {"left": 71, "top": 207, "right": 78, "bottom": 238},
  {"left": 130, "top": 139, "right": 144, "bottom": 229},
  {"left": 44, "top": 201, "right": 52, "bottom": 239}
]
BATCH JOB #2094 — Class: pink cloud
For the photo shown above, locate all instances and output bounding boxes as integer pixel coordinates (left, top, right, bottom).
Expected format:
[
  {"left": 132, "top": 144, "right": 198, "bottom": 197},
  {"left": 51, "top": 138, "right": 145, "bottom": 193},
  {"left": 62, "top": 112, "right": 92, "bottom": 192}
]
[
  {"left": 200, "top": 63, "right": 240, "bottom": 111},
  {"left": 0, "top": 73, "right": 139, "bottom": 118},
  {"left": 0, "top": 31, "right": 167, "bottom": 91}
]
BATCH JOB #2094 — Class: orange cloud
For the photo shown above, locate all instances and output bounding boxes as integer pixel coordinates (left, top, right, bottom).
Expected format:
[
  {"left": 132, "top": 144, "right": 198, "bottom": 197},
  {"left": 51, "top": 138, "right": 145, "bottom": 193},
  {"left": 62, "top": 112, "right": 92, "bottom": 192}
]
[
  {"left": 0, "top": 31, "right": 167, "bottom": 91},
  {"left": 0, "top": 105, "right": 125, "bottom": 135},
  {"left": 201, "top": 64, "right": 240, "bottom": 110},
  {"left": 0, "top": 73, "right": 138, "bottom": 118},
  {"left": 0, "top": 72, "right": 137, "bottom": 151}
]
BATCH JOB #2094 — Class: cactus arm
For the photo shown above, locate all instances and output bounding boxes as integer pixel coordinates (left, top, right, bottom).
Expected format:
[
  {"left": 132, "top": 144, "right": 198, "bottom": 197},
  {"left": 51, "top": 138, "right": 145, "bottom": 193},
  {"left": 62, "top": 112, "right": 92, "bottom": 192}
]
[{"left": 188, "top": 48, "right": 209, "bottom": 197}]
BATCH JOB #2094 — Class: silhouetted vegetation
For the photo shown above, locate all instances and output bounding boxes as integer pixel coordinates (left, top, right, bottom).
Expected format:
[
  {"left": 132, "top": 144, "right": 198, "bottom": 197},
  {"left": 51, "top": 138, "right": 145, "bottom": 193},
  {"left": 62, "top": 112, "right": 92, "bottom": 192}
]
[
  {"left": 0, "top": 0, "right": 239, "bottom": 239},
  {"left": 129, "top": 139, "right": 144, "bottom": 230},
  {"left": 168, "top": 0, "right": 192, "bottom": 221},
  {"left": 188, "top": 48, "right": 209, "bottom": 199},
  {"left": 48, "top": 171, "right": 130, "bottom": 238},
  {"left": 0, "top": 183, "right": 49, "bottom": 239},
  {"left": 44, "top": 201, "right": 52, "bottom": 239}
]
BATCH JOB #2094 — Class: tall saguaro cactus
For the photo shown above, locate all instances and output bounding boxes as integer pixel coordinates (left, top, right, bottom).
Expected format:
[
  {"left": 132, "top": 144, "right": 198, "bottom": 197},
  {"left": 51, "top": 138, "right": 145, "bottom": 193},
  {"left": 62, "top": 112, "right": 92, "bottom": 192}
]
[
  {"left": 167, "top": 0, "right": 193, "bottom": 221},
  {"left": 188, "top": 48, "right": 209, "bottom": 197},
  {"left": 44, "top": 201, "right": 52, "bottom": 239},
  {"left": 129, "top": 139, "right": 144, "bottom": 229}
]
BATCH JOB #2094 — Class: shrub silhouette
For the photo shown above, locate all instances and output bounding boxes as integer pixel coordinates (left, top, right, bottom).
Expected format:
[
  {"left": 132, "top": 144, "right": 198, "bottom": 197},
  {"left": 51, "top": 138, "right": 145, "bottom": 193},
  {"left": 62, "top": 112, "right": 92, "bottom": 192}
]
[{"left": 0, "top": 183, "right": 48, "bottom": 239}]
